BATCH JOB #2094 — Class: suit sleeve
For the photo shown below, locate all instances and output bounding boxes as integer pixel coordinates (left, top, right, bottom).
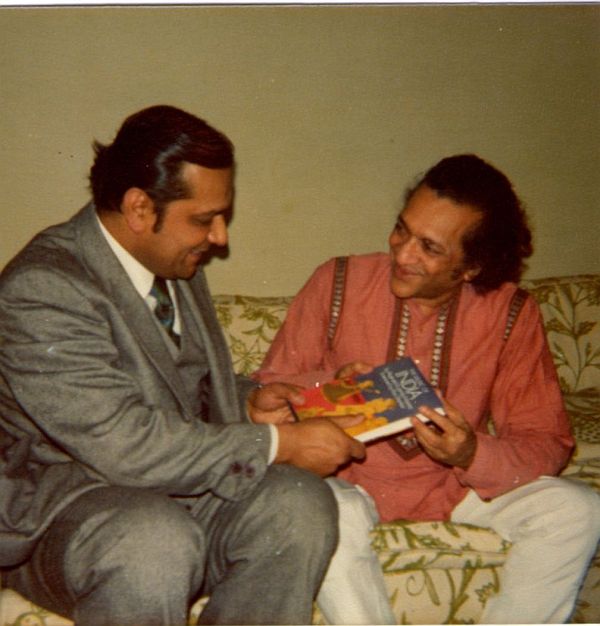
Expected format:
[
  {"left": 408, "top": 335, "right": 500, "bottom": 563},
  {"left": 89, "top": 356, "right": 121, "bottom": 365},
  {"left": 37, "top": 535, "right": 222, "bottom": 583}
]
[
  {"left": 453, "top": 295, "right": 574, "bottom": 498},
  {"left": 0, "top": 263, "right": 272, "bottom": 501}
]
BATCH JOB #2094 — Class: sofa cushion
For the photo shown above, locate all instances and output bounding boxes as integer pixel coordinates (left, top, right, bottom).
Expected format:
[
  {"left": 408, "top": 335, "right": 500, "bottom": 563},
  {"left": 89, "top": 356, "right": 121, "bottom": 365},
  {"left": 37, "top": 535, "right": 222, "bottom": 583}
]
[
  {"left": 213, "top": 294, "right": 293, "bottom": 376},
  {"left": 523, "top": 275, "right": 600, "bottom": 434}
]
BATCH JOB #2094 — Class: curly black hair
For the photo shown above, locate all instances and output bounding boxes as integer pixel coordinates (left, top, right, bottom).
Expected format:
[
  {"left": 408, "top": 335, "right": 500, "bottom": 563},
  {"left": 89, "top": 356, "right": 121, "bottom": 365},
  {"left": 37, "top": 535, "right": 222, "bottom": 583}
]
[{"left": 405, "top": 154, "right": 533, "bottom": 293}]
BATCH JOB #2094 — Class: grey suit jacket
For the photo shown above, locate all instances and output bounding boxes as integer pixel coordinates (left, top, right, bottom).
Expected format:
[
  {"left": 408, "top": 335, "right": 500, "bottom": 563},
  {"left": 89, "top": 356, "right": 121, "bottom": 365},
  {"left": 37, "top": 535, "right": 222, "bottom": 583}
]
[{"left": 0, "top": 203, "right": 271, "bottom": 567}]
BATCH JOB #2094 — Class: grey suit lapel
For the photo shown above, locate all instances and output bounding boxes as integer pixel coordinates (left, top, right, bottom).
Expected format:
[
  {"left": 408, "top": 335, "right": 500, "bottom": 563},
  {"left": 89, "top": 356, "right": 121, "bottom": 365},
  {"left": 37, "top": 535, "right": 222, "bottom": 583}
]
[
  {"left": 178, "top": 276, "right": 242, "bottom": 423},
  {"left": 73, "top": 204, "right": 194, "bottom": 418}
]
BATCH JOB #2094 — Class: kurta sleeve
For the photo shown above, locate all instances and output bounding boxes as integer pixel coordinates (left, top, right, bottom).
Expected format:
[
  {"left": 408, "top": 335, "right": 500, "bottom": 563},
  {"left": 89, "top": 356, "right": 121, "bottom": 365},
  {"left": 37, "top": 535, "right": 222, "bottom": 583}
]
[
  {"left": 454, "top": 295, "right": 574, "bottom": 498},
  {"left": 256, "top": 258, "right": 339, "bottom": 388}
]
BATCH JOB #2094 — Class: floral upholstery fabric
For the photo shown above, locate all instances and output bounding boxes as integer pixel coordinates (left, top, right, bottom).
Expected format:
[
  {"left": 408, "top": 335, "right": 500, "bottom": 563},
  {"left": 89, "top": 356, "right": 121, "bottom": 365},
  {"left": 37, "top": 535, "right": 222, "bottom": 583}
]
[
  {"left": 213, "top": 295, "right": 294, "bottom": 377},
  {"left": 2, "top": 275, "right": 599, "bottom": 625}
]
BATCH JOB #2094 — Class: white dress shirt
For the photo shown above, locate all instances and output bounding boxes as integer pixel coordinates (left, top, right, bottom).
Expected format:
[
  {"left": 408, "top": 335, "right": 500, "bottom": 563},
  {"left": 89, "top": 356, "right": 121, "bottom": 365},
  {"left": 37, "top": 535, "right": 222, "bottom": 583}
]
[{"left": 96, "top": 217, "right": 181, "bottom": 335}]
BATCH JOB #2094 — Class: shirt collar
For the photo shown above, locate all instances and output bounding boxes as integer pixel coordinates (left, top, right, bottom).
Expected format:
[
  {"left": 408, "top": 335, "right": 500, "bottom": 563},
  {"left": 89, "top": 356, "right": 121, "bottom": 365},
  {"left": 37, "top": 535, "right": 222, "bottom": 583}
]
[{"left": 96, "top": 214, "right": 155, "bottom": 299}]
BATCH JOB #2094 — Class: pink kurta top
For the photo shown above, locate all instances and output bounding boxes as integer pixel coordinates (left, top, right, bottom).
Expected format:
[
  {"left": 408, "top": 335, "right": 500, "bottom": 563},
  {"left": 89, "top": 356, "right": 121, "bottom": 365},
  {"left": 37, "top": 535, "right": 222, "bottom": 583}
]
[{"left": 257, "top": 253, "right": 573, "bottom": 521}]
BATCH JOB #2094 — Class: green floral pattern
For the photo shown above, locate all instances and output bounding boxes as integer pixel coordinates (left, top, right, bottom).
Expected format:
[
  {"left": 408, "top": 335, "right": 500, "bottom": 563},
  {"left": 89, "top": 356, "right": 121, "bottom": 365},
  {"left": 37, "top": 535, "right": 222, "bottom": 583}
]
[
  {"left": 523, "top": 275, "right": 600, "bottom": 445},
  {"left": 213, "top": 295, "right": 293, "bottom": 376},
  {"left": 2, "top": 275, "right": 599, "bottom": 625}
]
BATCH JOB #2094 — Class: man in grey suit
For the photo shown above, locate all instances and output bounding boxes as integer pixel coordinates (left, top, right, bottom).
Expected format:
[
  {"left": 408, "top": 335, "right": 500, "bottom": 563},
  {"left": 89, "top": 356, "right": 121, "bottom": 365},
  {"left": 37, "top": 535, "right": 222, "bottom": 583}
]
[{"left": 0, "top": 105, "right": 365, "bottom": 625}]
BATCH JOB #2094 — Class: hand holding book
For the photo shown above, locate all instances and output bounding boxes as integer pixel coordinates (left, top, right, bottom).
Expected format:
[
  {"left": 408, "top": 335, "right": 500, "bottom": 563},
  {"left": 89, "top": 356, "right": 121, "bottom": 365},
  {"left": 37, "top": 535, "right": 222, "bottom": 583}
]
[{"left": 408, "top": 396, "right": 477, "bottom": 469}]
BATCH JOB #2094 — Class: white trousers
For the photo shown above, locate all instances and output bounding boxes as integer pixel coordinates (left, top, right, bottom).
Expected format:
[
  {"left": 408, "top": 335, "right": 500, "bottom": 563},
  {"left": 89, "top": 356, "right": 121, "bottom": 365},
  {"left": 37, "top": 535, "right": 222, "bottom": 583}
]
[
  {"left": 451, "top": 476, "right": 600, "bottom": 624},
  {"left": 318, "top": 476, "right": 600, "bottom": 625},
  {"left": 317, "top": 478, "right": 397, "bottom": 625}
]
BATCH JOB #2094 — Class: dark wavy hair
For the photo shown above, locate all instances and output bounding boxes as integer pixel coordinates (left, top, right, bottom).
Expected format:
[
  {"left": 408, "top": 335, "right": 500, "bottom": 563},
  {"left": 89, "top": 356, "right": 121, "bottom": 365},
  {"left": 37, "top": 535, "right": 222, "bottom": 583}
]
[
  {"left": 405, "top": 154, "right": 533, "bottom": 293},
  {"left": 89, "top": 105, "right": 234, "bottom": 223}
]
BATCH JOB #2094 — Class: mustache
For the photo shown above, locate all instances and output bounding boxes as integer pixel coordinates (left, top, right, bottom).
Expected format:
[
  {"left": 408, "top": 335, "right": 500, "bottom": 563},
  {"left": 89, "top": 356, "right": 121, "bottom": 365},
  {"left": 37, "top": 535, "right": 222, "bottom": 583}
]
[
  {"left": 190, "top": 245, "right": 209, "bottom": 255},
  {"left": 392, "top": 261, "right": 426, "bottom": 277}
]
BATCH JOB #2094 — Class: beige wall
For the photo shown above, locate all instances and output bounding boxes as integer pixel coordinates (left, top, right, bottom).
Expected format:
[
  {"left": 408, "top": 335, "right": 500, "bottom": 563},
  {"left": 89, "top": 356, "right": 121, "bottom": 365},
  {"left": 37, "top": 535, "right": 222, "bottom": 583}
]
[{"left": 1, "top": 5, "right": 598, "bottom": 296}]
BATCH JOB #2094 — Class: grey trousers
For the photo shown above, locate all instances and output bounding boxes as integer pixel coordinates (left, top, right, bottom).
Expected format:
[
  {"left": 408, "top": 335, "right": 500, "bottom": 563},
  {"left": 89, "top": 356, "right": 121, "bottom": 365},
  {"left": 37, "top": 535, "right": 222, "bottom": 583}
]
[{"left": 4, "top": 465, "right": 338, "bottom": 626}]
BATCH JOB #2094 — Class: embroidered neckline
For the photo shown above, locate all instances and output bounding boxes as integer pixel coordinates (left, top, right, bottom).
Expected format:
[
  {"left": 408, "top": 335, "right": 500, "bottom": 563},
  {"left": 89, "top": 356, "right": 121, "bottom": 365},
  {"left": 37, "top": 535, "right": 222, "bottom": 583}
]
[
  {"left": 395, "top": 300, "right": 451, "bottom": 388},
  {"left": 388, "top": 287, "right": 462, "bottom": 397},
  {"left": 387, "top": 295, "right": 459, "bottom": 458}
]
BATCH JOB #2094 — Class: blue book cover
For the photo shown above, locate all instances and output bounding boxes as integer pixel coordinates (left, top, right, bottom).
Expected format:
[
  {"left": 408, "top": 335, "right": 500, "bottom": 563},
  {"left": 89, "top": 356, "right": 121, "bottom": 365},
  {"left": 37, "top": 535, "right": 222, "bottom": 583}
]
[{"left": 291, "top": 357, "right": 444, "bottom": 443}]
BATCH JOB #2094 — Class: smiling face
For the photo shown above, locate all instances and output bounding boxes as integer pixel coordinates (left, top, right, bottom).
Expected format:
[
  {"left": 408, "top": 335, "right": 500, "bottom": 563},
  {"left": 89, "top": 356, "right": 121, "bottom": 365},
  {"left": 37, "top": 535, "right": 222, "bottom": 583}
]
[
  {"left": 128, "top": 162, "right": 233, "bottom": 280},
  {"left": 388, "top": 185, "right": 482, "bottom": 309}
]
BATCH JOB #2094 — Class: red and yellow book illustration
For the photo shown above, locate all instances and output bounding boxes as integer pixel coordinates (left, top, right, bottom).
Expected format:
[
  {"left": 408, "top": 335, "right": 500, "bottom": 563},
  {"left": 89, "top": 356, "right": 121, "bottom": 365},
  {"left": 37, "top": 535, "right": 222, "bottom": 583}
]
[{"left": 290, "top": 357, "right": 444, "bottom": 443}]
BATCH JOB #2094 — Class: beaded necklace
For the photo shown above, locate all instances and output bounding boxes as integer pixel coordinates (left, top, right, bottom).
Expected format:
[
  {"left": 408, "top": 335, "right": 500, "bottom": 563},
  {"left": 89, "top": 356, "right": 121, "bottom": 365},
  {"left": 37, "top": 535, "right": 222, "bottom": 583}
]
[
  {"left": 387, "top": 290, "right": 460, "bottom": 396},
  {"left": 388, "top": 294, "right": 459, "bottom": 458},
  {"left": 395, "top": 300, "right": 451, "bottom": 388}
]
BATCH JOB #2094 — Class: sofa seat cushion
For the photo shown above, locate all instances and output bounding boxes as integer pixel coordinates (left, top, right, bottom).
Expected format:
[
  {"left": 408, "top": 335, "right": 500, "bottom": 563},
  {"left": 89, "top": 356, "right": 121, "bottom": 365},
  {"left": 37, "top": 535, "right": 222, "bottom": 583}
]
[
  {"left": 371, "top": 520, "right": 510, "bottom": 561},
  {"left": 365, "top": 521, "right": 510, "bottom": 625},
  {"left": 313, "top": 521, "right": 510, "bottom": 625}
]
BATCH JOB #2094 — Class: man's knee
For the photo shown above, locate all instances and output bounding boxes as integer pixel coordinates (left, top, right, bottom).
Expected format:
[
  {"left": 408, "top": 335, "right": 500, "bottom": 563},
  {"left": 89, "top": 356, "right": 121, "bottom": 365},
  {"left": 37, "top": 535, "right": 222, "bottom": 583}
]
[
  {"left": 61, "top": 488, "right": 206, "bottom": 588},
  {"left": 544, "top": 478, "right": 600, "bottom": 537},
  {"left": 517, "top": 477, "right": 600, "bottom": 545},
  {"left": 271, "top": 465, "right": 337, "bottom": 526},
  {"left": 242, "top": 465, "right": 339, "bottom": 551}
]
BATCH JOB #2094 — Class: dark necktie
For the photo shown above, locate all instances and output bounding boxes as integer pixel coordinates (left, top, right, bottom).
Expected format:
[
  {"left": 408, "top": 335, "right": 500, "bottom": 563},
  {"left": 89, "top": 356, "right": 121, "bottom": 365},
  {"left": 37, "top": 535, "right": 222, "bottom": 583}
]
[{"left": 150, "top": 276, "right": 180, "bottom": 346}]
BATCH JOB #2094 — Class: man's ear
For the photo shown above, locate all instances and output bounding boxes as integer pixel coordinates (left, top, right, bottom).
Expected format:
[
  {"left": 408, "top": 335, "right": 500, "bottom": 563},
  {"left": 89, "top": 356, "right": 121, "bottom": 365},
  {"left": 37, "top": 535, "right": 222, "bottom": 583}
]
[{"left": 121, "top": 188, "right": 156, "bottom": 234}]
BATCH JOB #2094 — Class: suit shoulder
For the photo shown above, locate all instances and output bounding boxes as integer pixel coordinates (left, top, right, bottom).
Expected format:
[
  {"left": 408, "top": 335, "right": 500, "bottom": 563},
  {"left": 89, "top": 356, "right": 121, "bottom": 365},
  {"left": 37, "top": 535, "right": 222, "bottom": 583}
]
[
  {"left": 1, "top": 203, "right": 100, "bottom": 280},
  {"left": 0, "top": 223, "right": 89, "bottom": 297}
]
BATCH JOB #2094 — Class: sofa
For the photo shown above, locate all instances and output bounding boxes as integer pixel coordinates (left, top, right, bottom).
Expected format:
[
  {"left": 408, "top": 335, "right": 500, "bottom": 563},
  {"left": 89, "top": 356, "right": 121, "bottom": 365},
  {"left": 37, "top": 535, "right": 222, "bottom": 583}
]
[{"left": 1, "top": 273, "right": 599, "bottom": 625}]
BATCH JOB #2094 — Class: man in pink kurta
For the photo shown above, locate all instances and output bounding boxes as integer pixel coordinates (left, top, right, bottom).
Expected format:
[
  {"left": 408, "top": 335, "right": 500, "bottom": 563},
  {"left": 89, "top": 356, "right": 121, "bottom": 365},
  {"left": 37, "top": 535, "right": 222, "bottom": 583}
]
[
  {"left": 258, "top": 252, "right": 573, "bottom": 522},
  {"left": 257, "top": 155, "right": 600, "bottom": 624}
]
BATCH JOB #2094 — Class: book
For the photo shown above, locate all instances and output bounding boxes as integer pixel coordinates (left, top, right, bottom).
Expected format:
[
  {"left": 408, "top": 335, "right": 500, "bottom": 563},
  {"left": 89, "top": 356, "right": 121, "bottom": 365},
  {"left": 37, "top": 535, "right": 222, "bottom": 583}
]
[{"left": 290, "top": 357, "right": 444, "bottom": 443}]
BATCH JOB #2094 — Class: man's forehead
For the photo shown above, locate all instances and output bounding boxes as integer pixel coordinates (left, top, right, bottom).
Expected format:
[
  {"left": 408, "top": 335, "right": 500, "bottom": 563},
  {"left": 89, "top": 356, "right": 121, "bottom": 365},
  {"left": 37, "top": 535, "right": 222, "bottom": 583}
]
[
  {"left": 399, "top": 192, "right": 481, "bottom": 243},
  {"left": 181, "top": 161, "right": 233, "bottom": 181},
  {"left": 182, "top": 163, "right": 233, "bottom": 197}
]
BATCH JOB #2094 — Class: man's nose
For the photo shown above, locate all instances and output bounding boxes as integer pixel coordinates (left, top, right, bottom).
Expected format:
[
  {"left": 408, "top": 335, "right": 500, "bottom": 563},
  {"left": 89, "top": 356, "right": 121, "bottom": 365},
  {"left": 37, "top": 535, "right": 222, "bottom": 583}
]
[
  {"left": 208, "top": 215, "right": 228, "bottom": 247},
  {"left": 393, "top": 235, "right": 419, "bottom": 264}
]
